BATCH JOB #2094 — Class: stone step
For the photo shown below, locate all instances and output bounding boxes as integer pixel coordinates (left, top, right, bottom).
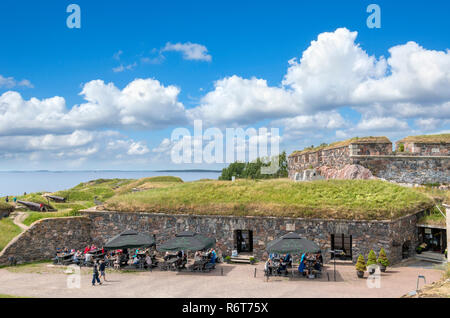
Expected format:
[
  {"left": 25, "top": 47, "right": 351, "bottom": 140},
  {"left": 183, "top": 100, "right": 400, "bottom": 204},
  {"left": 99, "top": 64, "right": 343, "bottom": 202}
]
[
  {"left": 230, "top": 255, "right": 254, "bottom": 264},
  {"left": 415, "top": 252, "right": 446, "bottom": 263}
]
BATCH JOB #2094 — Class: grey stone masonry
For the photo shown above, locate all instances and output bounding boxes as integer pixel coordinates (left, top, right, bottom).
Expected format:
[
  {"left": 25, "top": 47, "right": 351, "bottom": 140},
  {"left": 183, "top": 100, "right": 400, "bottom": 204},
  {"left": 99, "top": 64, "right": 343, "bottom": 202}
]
[
  {"left": 80, "top": 210, "right": 425, "bottom": 265},
  {"left": 0, "top": 217, "right": 91, "bottom": 265}
]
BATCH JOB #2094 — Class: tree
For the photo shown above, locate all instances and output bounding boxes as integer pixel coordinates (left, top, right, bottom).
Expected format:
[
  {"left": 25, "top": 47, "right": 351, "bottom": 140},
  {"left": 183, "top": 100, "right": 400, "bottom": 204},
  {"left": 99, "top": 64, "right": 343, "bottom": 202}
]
[
  {"left": 219, "top": 151, "right": 288, "bottom": 180},
  {"left": 355, "top": 254, "right": 366, "bottom": 272},
  {"left": 377, "top": 248, "right": 389, "bottom": 267},
  {"left": 366, "top": 249, "right": 377, "bottom": 267}
]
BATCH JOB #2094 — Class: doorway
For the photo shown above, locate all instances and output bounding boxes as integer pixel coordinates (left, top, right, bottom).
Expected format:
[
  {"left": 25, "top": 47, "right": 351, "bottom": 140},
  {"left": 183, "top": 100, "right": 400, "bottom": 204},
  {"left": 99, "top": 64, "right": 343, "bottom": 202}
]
[
  {"left": 234, "top": 230, "right": 253, "bottom": 253},
  {"left": 330, "top": 234, "right": 352, "bottom": 260}
]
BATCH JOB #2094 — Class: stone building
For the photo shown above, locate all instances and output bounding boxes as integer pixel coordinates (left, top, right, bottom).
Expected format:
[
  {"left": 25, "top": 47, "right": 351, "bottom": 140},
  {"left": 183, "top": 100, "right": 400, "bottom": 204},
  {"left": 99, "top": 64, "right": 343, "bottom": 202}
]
[
  {"left": 288, "top": 134, "right": 450, "bottom": 184},
  {"left": 0, "top": 209, "right": 429, "bottom": 266},
  {"left": 396, "top": 134, "right": 450, "bottom": 156}
]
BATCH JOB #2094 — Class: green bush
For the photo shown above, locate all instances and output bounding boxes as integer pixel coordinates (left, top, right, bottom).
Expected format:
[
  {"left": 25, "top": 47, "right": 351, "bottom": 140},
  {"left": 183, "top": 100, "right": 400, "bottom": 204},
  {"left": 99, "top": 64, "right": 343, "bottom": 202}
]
[
  {"left": 398, "top": 143, "right": 405, "bottom": 152},
  {"left": 219, "top": 151, "right": 288, "bottom": 180},
  {"left": 355, "top": 254, "right": 366, "bottom": 272},
  {"left": 377, "top": 248, "right": 390, "bottom": 267},
  {"left": 367, "top": 249, "right": 377, "bottom": 267}
]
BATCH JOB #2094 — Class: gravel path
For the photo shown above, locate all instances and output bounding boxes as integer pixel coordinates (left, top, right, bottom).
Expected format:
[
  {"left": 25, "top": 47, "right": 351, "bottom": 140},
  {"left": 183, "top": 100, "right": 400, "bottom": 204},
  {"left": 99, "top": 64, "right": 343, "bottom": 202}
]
[
  {"left": 0, "top": 261, "right": 444, "bottom": 298},
  {"left": 12, "top": 212, "right": 29, "bottom": 231}
]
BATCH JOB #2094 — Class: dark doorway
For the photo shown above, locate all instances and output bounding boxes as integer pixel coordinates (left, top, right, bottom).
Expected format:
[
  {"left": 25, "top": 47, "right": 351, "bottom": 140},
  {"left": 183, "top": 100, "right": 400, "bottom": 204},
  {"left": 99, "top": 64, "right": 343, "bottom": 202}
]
[
  {"left": 418, "top": 228, "right": 447, "bottom": 253},
  {"left": 330, "top": 234, "right": 352, "bottom": 260},
  {"left": 402, "top": 241, "right": 410, "bottom": 259},
  {"left": 234, "top": 230, "right": 253, "bottom": 253}
]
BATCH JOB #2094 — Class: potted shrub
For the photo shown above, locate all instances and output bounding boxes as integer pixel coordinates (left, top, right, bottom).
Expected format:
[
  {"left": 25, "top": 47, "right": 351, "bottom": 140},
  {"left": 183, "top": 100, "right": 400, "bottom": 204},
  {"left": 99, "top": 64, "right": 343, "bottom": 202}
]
[
  {"left": 366, "top": 250, "right": 377, "bottom": 274},
  {"left": 249, "top": 257, "right": 256, "bottom": 265},
  {"left": 355, "top": 254, "right": 366, "bottom": 278},
  {"left": 224, "top": 256, "right": 231, "bottom": 264},
  {"left": 377, "top": 248, "right": 389, "bottom": 272}
]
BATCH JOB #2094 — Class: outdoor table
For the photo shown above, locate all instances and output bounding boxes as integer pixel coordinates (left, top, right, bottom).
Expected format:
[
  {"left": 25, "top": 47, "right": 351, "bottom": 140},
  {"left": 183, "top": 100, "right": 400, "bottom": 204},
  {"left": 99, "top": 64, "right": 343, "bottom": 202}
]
[{"left": 58, "top": 253, "right": 74, "bottom": 265}]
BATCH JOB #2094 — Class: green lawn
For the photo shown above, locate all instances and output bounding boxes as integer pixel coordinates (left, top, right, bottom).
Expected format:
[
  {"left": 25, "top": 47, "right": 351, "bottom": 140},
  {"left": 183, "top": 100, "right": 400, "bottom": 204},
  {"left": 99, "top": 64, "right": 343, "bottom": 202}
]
[
  {"left": 22, "top": 209, "right": 82, "bottom": 227},
  {"left": 104, "top": 179, "right": 434, "bottom": 220},
  {"left": 0, "top": 294, "right": 28, "bottom": 298},
  {"left": 18, "top": 177, "right": 182, "bottom": 225},
  {"left": 0, "top": 218, "right": 22, "bottom": 251}
]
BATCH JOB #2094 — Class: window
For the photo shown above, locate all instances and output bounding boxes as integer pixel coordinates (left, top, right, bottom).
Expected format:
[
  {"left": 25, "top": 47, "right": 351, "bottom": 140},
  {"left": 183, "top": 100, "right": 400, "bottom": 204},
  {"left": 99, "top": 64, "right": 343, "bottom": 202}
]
[
  {"left": 234, "top": 230, "right": 253, "bottom": 253},
  {"left": 330, "top": 234, "right": 352, "bottom": 260}
]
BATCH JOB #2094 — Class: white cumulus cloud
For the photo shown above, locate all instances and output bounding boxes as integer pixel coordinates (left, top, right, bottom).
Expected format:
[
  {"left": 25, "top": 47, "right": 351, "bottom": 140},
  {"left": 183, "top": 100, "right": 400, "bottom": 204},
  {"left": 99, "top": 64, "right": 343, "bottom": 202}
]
[{"left": 162, "top": 42, "right": 212, "bottom": 62}]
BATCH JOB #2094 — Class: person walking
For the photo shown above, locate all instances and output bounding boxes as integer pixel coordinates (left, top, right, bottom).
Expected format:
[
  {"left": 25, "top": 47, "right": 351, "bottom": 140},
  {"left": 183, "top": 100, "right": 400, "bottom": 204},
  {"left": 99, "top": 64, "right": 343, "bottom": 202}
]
[
  {"left": 99, "top": 259, "right": 107, "bottom": 282},
  {"left": 92, "top": 261, "right": 102, "bottom": 286},
  {"left": 5, "top": 196, "right": 9, "bottom": 203}
]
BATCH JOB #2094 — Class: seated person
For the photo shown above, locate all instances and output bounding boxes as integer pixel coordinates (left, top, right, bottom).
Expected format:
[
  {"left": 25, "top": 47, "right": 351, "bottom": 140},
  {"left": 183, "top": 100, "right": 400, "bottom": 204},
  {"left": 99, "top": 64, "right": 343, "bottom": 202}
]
[
  {"left": 264, "top": 258, "right": 273, "bottom": 275},
  {"left": 164, "top": 251, "right": 172, "bottom": 261},
  {"left": 132, "top": 256, "right": 139, "bottom": 265},
  {"left": 298, "top": 253, "right": 306, "bottom": 275},
  {"left": 194, "top": 251, "right": 202, "bottom": 262},
  {"left": 278, "top": 260, "right": 287, "bottom": 274},
  {"left": 283, "top": 253, "right": 292, "bottom": 266},
  {"left": 209, "top": 249, "right": 217, "bottom": 264},
  {"left": 84, "top": 252, "right": 92, "bottom": 265},
  {"left": 145, "top": 254, "right": 152, "bottom": 267},
  {"left": 316, "top": 251, "right": 323, "bottom": 265},
  {"left": 73, "top": 253, "right": 79, "bottom": 264},
  {"left": 313, "top": 260, "right": 321, "bottom": 271}
]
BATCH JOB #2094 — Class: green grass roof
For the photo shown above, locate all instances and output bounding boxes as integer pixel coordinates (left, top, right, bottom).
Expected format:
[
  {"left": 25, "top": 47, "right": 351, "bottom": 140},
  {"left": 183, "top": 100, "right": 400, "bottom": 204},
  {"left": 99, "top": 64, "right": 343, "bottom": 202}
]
[
  {"left": 290, "top": 136, "right": 391, "bottom": 156},
  {"left": 103, "top": 179, "right": 434, "bottom": 220},
  {"left": 397, "top": 133, "right": 450, "bottom": 144}
]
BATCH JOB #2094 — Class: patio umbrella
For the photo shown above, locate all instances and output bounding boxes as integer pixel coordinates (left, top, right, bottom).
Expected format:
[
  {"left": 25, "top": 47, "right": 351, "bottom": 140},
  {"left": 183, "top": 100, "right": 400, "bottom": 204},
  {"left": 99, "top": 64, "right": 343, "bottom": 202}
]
[
  {"left": 266, "top": 232, "right": 320, "bottom": 254},
  {"left": 105, "top": 230, "right": 156, "bottom": 249},
  {"left": 157, "top": 231, "right": 216, "bottom": 252}
]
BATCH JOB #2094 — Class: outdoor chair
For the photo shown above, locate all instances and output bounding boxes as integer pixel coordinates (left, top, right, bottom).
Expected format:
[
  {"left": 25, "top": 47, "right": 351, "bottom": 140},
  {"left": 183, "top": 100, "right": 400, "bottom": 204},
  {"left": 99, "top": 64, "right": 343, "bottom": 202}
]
[
  {"left": 204, "top": 262, "right": 215, "bottom": 272},
  {"left": 158, "top": 261, "right": 171, "bottom": 271}
]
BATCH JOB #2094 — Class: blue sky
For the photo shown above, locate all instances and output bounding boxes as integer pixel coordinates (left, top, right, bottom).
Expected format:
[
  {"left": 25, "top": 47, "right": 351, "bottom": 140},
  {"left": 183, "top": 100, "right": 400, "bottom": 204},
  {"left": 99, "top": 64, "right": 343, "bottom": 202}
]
[{"left": 0, "top": 0, "right": 449, "bottom": 170}]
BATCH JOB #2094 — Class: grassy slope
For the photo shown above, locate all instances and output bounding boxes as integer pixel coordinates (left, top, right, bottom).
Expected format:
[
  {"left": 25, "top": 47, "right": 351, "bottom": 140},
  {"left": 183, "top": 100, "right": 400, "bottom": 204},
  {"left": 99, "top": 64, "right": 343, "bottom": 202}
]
[
  {"left": 414, "top": 186, "right": 449, "bottom": 226},
  {"left": 0, "top": 218, "right": 22, "bottom": 251},
  {"left": 104, "top": 179, "right": 434, "bottom": 220},
  {"left": 20, "top": 177, "right": 182, "bottom": 225},
  {"left": 0, "top": 202, "right": 14, "bottom": 212}
]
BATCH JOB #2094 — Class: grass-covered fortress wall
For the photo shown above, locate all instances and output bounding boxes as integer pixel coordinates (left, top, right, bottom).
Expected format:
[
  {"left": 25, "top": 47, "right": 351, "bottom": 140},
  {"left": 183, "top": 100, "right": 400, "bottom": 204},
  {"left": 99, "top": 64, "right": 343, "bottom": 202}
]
[{"left": 288, "top": 134, "right": 450, "bottom": 184}]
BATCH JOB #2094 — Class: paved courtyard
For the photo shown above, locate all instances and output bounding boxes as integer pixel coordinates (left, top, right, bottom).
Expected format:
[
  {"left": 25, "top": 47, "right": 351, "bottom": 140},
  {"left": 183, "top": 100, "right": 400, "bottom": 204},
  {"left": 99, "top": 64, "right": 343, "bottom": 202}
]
[{"left": 0, "top": 260, "right": 445, "bottom": 298}]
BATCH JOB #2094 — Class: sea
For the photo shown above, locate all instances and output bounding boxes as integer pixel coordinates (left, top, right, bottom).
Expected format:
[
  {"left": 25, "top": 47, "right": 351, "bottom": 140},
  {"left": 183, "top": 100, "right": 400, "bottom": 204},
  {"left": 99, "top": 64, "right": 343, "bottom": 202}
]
[{"left": 0, "top": 170, "right": 222, "bottom": 197}]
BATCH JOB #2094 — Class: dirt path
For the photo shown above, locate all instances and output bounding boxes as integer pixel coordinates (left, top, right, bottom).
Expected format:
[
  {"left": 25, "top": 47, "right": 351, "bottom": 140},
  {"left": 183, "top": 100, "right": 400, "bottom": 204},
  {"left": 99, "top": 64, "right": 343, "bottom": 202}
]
[
  {"left": 11, "top": 212, "right": 29, "bottom": 231},
  {"left": 0, "top": 261, "right": 444, "bottom": 298}
]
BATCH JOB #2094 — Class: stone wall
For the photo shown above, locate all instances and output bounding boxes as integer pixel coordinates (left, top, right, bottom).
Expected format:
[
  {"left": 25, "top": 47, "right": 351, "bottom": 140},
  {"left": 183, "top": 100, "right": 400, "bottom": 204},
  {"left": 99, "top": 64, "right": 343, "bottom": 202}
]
[
  {"left": 0, "top": 217, "right": 91, "bottom": 265},
  {"left": 351, "top": 155, "right": 450, "bottom": 184},
  {"left": 289, "top": 144, "right": 450, "bottom": 184},
  {"left": 396, "top": 142, "right": 449, "bottom": 156},
  {"left": 80, "top": 210, "right": 424, "bottom": 264}
]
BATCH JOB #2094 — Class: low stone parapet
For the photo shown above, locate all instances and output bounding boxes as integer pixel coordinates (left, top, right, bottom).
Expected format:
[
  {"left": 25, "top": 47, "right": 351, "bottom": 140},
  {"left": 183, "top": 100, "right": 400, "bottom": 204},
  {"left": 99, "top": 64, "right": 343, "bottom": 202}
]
[{"left": 0, "top": 216, "right": 91, "bottom": 265}]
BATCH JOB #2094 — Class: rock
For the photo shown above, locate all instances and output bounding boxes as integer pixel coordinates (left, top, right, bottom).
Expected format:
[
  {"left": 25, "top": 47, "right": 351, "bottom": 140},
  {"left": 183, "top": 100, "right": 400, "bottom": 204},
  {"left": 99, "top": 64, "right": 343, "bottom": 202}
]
[{"left": 318, "top": 164, "right": 374, "bottom": 180}]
